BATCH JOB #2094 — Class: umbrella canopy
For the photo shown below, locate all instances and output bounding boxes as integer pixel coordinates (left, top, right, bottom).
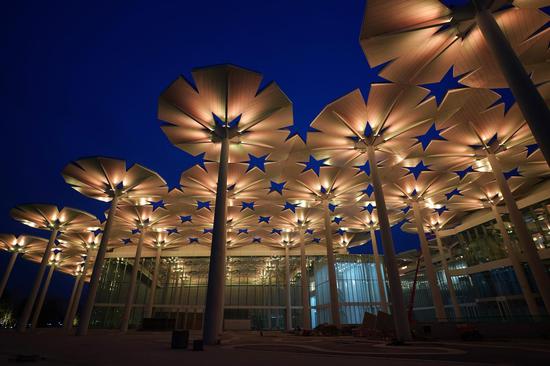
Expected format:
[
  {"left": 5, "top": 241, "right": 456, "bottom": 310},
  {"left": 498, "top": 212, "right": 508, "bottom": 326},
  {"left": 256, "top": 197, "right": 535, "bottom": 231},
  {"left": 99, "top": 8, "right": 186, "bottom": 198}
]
[
  {"left": 158, "top": 64, "right": 297, "bottom": 162},
  {"left": 62, "top": 157, "right": 168, "bottom": 203},
  {"left": 359, "top": 0, "right": 549, "bottom": 87},
  {"left": 10, "top": 204, "right": 100, "bottom": 233},
  {"left": 0, "top": 234, "right": 48, "bottom": 254}
]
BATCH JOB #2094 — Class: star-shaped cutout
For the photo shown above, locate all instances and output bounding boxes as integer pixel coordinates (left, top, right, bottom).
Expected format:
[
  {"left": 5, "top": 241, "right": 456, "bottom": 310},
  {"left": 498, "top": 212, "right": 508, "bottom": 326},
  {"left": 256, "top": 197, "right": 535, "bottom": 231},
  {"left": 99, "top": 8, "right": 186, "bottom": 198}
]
[
  {"left": 305, "top": 229, "right": 314, "bottom": 235},
  {"left": 328, "top": 203, "right": 338, "bottom": 212},
  {"left": 445, "top": 188, "right": 462, "bottom": 200},
  {"left": 252, "top": 237, "right": 262, "bottom": 243},
  {"left": 362, "top": 184, "right": 374, "bottom": 197},
  {"left": 246, "top": 154, "right": 269, "bottom": 173},
  {"left": 271, "top": 228, "right": 282, "bottom": 235},
  {"left": 180, "top": 215, "right": 192, "bottom": 223},
  {"left": 238, "top": 228, "right": 248, "bottom": 235},
  {"left": 405, "top": 161, "right": 431, "bottom": 179},
  {"left": 489, "top": 88, "right": 515, "bottom": 114},
  {"left": 241, "top": 201, "right": 255, "bottom": 211},
  {"left": 455, "top": 166, "right": 475, "bottom": 180},
  {"left": 332, "top": 216, "right": 344, "bottom": 225},
  {"left": 213, "top": 113, "right": 241, "bottom": 128},
  {"left": 283, "top": 202, "right": 299, "bottom": 213},
  {"left": 312, "top": 238, "right": 321, "bottom": 243},
  {"left": 301, "top": 155, "right": 329, "bottom": 176},
  {"left": 150, "top": 200, "right": 165, "bottom": 210},
  {"left": 435, "top": 206, "right": 449, "bottom": 216},
  {"left": 203, "top": 228, "right": 213, "bottom": 234},
  {"left": 269, "top": 181, "right": 286, "bottom": 195},
  {"left": 196, "top": 201, "right": 211, "bottom": 211},
  {"left": 420, "top": 67, "right": 466, "bottom": 106},
  {"left": 526, "top": 144, "right": 539, "bottom": 157},
  {"left": 361, "top": 203, "right": 375, "bottom": 213},
  {"left": 189, "top": 237, "right": 199, "bottom": 244},
  {"left": 503, "top": 167, "right": 521, "bottom": 180},
  {"left": 281, "top": 124, "right": 318, "bottom": 143},
  {"left": 364, "top": 61, "right": 391, "bottom": 85},
  {"left": 258, "top": 216, "right": 271, "bottom": 224},
  {"left": 355, "top": 161, "right": 371, "bottom": 176},
  {"left": 415, "top": 123, "right": 447, "bottom": 150},
  {"left": 193, "top": 152, "right": 208, "bottom": 171},
  {"left": 336, "top": 228, "right": 346, "bottom": 236}
]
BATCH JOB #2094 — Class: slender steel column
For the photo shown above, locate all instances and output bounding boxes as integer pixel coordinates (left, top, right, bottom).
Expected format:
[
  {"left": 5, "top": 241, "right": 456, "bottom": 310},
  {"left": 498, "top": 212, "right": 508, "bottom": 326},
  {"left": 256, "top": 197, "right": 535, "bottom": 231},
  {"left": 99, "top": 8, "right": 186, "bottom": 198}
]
[
  {"left": 66, "top": 253, "right": 90, "bottom": 330},
  {"left": 17, "top": 228, "right": 58, "bottom": 332},
  {"left": 476, "top": 7, "right": 550, "bottom": 166},
  {"left": 487, "top": 153, "right": 550, "bottom": 314},
  {"left": 30, "top": 265, "right": 54, "bottom": 329},
  {"left": 369, "top": 227, "right": 388, "bottom": 313},
  {"left": 177, "top": 273, "right": 186, "bottom": 327},
  {"left": 120, "top": 230, "right": 146, "bottom": 332},
  {"left": 63, "top": 274, "right": 80, "bottom": 329},
  {"left": 411, "top": 201, "right": 447, "bottom": 321},
  {"left": 435, "top": 232, "right": 462, "bottom": 320},
  {"left": 0, "top": 251, "right": 18, "bottom": 299},
  {"left": 162, "top": 263, "right": 172, "bottom": 306},
  {"left": 203, "top": 136, "right": 229, "bottom": 345},
  {"left": 299, "top": 228, "right": 311, "bottom": 329},
  {"left": 491, "top": 204, "right": 540, "bottom": 316},
  {"left": 367, "top": 145, "right": 411, "bottom": 341},
  {"left": 144, "top": 246, "right": 162, "bottom": 318},
  {"left": 323, "top": 202, "right": 340, "bottom": 326},
  {"left": 77, "top": 194, "right": 119, "bottom": 336},
  {"left": 284, "top": 245, "right": 292, "bottom": 331}
]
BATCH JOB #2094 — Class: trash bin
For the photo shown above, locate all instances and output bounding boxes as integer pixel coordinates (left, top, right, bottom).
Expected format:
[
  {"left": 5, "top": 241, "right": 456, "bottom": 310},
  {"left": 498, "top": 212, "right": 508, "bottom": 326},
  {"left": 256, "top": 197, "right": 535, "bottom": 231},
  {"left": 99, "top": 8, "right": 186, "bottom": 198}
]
[
  {"left": 193, "top": 339, "right": 203, "bottom": 351},
  {"left": 171, "top": 330, "right": 189, "bottom": 349}
]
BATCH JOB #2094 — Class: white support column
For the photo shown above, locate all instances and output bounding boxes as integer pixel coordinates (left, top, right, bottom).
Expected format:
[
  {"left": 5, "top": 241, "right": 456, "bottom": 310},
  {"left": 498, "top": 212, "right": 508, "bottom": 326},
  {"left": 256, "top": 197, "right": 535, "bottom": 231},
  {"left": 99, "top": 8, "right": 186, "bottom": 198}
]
[
  {"left": 435, "top": 232, "right": 462, "bottom": 320},
  {"left": 78, "top": 194, "right": 119, "bottom": 336},
  {"left": 66, "top": 252, "right": 91, "bottom": 330},
  {"left": 17, "top": 228, "right": 58, "bottom": 332},
  {"left": 299, "top": 227, "right": 311, "bottom": 329},
  {"left": 120, "top": 230, "right": 146, "bottom": 332},
  {"left": 30, "top": 265, "right": 55, "bottom": 329},
  {"left": 63, "top": 274, "right": 80, "bottom": 329},
  {"left": 203, "top": 136, "right": 229, "bottom": 345},
  {"left": 488, "top": 153, "right": 550, "bottom": 314},
  {"left": 411, "top": 201, "right": 447, "bottom": 322},
  {"left": 0, "top": 251, "right": 18, "bottom": 299},
  {"left": 370, "top": 227, "right": 388, "bottom": 313},
  {"left": 144, "top": 246, "right": 162, "bottom": 318},
  {"left": 323, "top": 202, "right": 340, "bottom": 326},
  {"left": 367, "top": 145, "right": 411, "bottom": 341},
  {"left": 491, "top": 204, "right": 540, "bottom": 316},
  {"left": 285, "top": 245, "right": 292, "bottom": 331}
]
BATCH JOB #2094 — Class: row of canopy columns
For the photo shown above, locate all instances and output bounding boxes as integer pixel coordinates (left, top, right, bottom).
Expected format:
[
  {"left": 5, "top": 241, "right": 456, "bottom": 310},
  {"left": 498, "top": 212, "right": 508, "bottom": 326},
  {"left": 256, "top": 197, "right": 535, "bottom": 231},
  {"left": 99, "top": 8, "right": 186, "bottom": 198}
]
[
  {"left": 401, "top": 153, "right": 550, "bottom": 324},
  {"left": 16, "top": 228, "right": 59, "bottom": 332},
  {"left": 5, "top": 188, "right": 546, "bottom": 338},
  {"left": 5, "top": 156, "right": 547, "bottom": 341},
  {"left": 0, "top": 234, "right": 81, "bottom": 332}
]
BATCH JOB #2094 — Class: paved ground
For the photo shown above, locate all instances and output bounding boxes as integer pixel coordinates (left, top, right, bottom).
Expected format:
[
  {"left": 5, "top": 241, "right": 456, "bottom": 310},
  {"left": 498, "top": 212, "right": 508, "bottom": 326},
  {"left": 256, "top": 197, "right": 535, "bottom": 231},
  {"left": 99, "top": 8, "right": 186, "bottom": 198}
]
[{"left": 0, "top": 329, "right": 549, "bottom": 365}]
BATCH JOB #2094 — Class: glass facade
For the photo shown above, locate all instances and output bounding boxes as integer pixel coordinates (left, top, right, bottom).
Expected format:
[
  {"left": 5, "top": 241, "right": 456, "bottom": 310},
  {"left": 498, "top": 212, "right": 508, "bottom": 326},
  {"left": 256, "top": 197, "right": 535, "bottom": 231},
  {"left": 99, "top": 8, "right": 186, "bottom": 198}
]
[
  {"left": 402, "top": 199, "right": 550, "bottom": 322},
  {"left": 89, "top": 200, "right": 550, "bottom": 329},
  {"left": 91, "top": 254, "right": 387, "bottom": 329},
  {"left": 311, "top": 255, "right": 385, "bottom": 327}
]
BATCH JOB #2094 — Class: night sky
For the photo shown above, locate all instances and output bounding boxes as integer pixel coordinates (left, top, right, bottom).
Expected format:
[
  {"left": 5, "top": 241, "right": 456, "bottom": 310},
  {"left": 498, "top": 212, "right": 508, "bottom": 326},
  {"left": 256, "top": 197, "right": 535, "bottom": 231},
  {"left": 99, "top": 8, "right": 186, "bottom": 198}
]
[{"left": 0, "top": 0, "right": 429, "bottom": 302}]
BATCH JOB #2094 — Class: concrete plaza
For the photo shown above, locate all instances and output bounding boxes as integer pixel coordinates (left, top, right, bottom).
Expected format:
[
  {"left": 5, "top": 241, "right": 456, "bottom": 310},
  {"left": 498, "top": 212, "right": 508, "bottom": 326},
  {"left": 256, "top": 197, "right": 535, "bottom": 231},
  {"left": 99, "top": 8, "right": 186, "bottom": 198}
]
[{"left": 0, "top": 330, "right": 549, "bottom": 366}]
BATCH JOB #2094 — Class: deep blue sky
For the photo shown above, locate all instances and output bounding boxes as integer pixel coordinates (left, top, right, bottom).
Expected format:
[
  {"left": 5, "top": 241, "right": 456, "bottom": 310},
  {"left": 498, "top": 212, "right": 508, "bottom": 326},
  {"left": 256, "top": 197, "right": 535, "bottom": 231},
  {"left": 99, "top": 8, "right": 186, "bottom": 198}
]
[{"left": 0, "top": 0, "right": 422, "bottom": 301}]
